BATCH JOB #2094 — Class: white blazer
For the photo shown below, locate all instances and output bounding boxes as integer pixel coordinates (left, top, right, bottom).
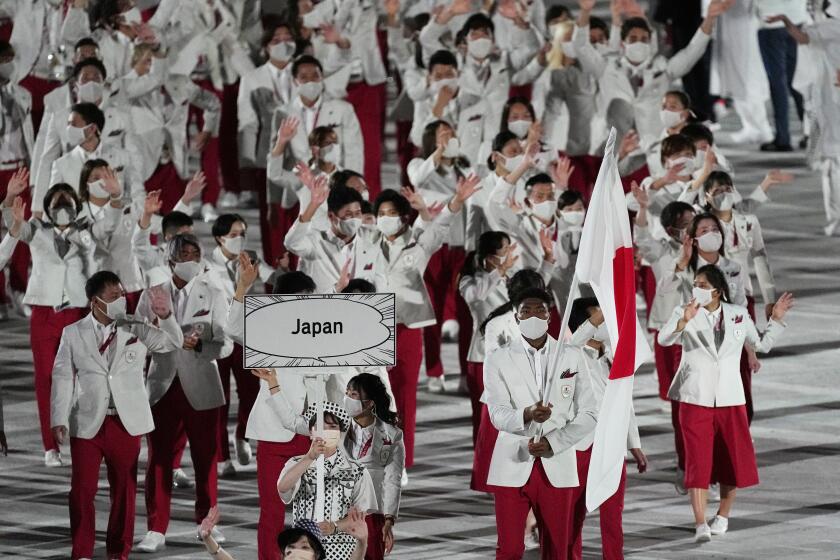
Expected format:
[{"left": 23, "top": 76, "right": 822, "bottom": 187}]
[
  {"left": 0, "top": 82, "right": 34, "bottom": 166},
  {"left": 136, "top": 274, "right": 233, "bottom": 410},
  {"left": 2, "top": 0, "right": 65, "bottom": 83},
  {"left": 205, "top": 245, "right": 273, "bottom": 302},
  {"left": 237, "top": 62, "right": 290, "bottom": 168},
  {"left": 284, "top": 218, "right": 366, "bottom": 293},
  {"left": 50, "top": 314, "right": 184, "bottom": 439},
  {"left": 283, "top": 97, "right": 365, "bottom": 176},
  {"left": 482, "top": 336, "right": 598, "bottom": 488},
  {"left": 658, "top": 254, "right": 748, "bottom": 308},
  {"left": 80, "top": 202, "right": 145, "bottom": 293},
  {"left": 407, "top": 155, "right": 471, "bottom": 248},
  {"left": 0, "top": 233, "right": 17, "bottom": 270},
  {"left": 458, "top": 268, "right": 509, "bottom": 363},
  {"left": 333, "top": 0, "right": 387, "bottom": 86},
  {"left": 633, "top": 224, "right": 684, "bottom": 330},
  {"left": 658, "top": 302, "right": 785, "bottom": 407}
]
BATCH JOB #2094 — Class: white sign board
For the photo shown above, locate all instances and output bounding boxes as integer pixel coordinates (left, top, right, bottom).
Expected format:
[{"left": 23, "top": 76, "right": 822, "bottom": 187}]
[{"left": 243, "top": 293, "right": 396, "bottom": 369}]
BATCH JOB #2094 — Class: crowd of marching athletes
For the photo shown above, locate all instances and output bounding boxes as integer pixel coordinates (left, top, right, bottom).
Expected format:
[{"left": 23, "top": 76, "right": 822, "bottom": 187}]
[{"left": 0, "top": 0, "right": 836, "bottom": 557}]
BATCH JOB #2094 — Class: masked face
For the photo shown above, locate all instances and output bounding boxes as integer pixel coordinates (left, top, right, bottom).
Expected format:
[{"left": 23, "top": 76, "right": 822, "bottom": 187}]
[
  {"left": 695, "top": 231, "right": 723, "bottom": 253},
  {"left": 508, "top": 119, "right": 532, "bottom": 139},
  {"left": 172, "top": 260, "right": 202, "bottom": 283},
  {"left": 65, "top": 123, "right": 89, "bottom": 147},
  {"left": 320, "top": 429, "right": 341, "bottom": 452},
  {"left": 442, "top": 137, "right": 460, "bottom": 158},
  {"left": 335, "top": 216, "right": 362, "bottom": 237},
  {"left": 320, "top": 143, "right": 341, "bottom": 165},
  {"left": 518, "top": 316, "right": 548, "bottom": 339},
  {"left": 77, "top": 81, "right": 104, "bottom": 103},
  {"left": 666, "top": 155, "right": 696, "bottom": 175},
  {"left": 623, "top": 41, "right": 650, "bottom": 64},
  {"left": 376, "top": 215, "right": 403, "bottom": 237},
  {"left": 97, "top": 295, "right": 127, "bottom": 321},
  {"left": 87, "top": 179, "right": 110, "bottom": 199},
  {"left": 710, "top": 192, "right": 735, "bottom": 212},
  {"left": 659, "top": 109, "right": 684, "bottom": 129},
  {"left": 285, "top": 549, "right": 316, "bottom": 560},
  {"left": 269, "top": 41, "right": 296, "bottom": 62},
  {"left": 297, "top": 80, "right": 323, "bottom": 101},
  {"left": 467, "top": 37, "right": 493, "bottom": 59},
  {"left": 221, "top": 235, "right": 245, "bottom": 255},
  {"left": 343, "top": 395, "right": 364, "bottom": 417},
  {"left": 692, "top": 286, "right": 714, "bottom": 306},
  {"left": 429, "top": 77, "right": 458, "bottom": 97},
  {"left": 50, "top": 201, "right": 77, "bottom": 226},
  {"left": 561, "top": 209, "right": 585, "bottom": 226},
  {"left": 530, "top": 199, "right": 557, "bottom": 222}
]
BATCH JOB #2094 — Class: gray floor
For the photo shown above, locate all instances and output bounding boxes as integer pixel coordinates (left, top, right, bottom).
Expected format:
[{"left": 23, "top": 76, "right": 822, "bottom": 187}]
[{"left": 2, "top": 112, "right": 840, "bottom": 558}]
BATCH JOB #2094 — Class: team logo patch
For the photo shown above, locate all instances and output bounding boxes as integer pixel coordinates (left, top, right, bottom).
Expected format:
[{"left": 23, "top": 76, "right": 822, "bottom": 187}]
[
  {"left": 126, "top": 350, "right": 137, "bottom": 363},
  {"left": 561, "top": 385, "right": 573, "bottom": 399}
]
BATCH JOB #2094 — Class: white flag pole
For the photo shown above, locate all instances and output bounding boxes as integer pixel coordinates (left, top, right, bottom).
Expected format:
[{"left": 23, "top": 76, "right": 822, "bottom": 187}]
[{"left": 314, "top": 400, "right": 325, "bottom": 522}]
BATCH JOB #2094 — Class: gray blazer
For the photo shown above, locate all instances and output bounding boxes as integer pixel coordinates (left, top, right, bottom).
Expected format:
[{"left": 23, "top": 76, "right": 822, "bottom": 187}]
[{"left": 344, "top": 419, "right": 405, "bottom": 518}]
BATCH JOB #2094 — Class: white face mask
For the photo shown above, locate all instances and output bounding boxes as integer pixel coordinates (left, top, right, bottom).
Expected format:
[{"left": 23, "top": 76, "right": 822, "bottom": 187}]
[
  {"left": 694, "top": 150, "right": 707, "bottom": 170},
  {"left": 320, "top": 143, "right": 341, "bottom": 165},
  {"left": 508, "top": 119, "right": 532, "bottom": 139},
  {"left": 593, "top": 322, "right": 609, "bottom": 343},
  {"left": 711, "top": 192, "right": 735, "bottom": 212},
  {"left": 121, "top": 7, "right": 142, "bottom": 25},
  {"left": 502, "top": 153, "right": 525, "bottom": 171},
  {"left": 88, "top": 179, "right": 110, "bottom": 199},
  {"left": 320, "top": 429, "right": 341, "bottom": 452},
  {"left": 429, "top": 77, "right": 458, "bottom": 96},
  {"left": 77, "top": 81, "right": 104, "bottom": 103},
  {"left": 335, "top": 216, "right": 362, "bottom": 237},
  {"left": 467, "top": 37, "right": 493, "bottom": 60},
  {"left": 376, "top": 215, "right": 403, "bottom": 237},
  {"left": 594, "top": 42, "right": 611, "bottom": 55},
  {"left": 172, "top": 260, "right": 202, "bottom": 283},
  {"left": 66, "top": 124, "right": 88, "bottom": 147},
  {"left": 623, "top": 41, "right": 650, "bottom": 64},
  {"left": 560, "top": 41, "right": 576, "bottom": 58},
  {"left": 660, "top": 109, "right": 684, "bottom": 129},
  {"left": 343, "top": 395, "right": 364, "bottom": 417},
  {"left": 269, "top": 41, "right": 295, "bottom": 62},
  {"left": 561, "top": 209, "right": 585, "bottom": 226},
  {"left": 518, "top": 315, "right": 549, "bottom": 340},
  {"left": 297, "top": 80, "right": 323, "bottom": 101},
  {"left": 666, "top": 156, "right": 696, "bottom": 174},
  {"left": 221, "top": 235, "right": 245, "bottom": 255},
  {"left": 692, "top": 286, "right": 714, "bottom": 307},
  {"left": 442, "top": 137, "right": 460, "bottom": 158},
  {"left": 696, "top": 231, "right": 723, "bottom": 253},
  {"left": 285, "top": 550, "right": 316, "bottom": 560},
  {"left": 530, "top": 199, "right": 557, "bottom": 222},
  {"left": 0, "top": 61, "right": 14, "bottom": 81},
  {"left": 97, "top": 295, "right": 127, "bottom": 321},
  {"left": 51, "top": 205, "right": 76, "bottom": 226}
]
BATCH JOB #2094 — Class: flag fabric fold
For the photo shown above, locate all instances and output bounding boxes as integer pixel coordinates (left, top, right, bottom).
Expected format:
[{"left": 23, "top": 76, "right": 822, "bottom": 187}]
[{"left": 576, "top": 128, "right": 653, "bottom": 511}]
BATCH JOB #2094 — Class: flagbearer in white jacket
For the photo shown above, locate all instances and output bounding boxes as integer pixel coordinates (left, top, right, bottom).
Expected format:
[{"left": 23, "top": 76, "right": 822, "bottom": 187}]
[
  {"left": 567, "top": 297, "right": 648, "bottom": 560},
  {"left": 482, "top": 287, "right": 597, "bottom": 559},
  {"left": 50, "top": 270, "right": 183, "bottom": 560},
  {"left": 658, "top": 264, "right": 794, "bottom": 543}
]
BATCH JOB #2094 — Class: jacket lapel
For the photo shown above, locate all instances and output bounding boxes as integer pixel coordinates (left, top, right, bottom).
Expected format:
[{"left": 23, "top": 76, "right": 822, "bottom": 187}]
[
  {"left": 79, "top": 318, "right": 110, "bottom": 373},
  {"left": 506, "top": 342, "right": 540, "bottom": 403}
]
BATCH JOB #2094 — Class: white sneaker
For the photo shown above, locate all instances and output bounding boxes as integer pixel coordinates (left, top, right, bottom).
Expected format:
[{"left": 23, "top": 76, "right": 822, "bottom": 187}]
[
  {"left": 238, "top": 191, "right": 257, "bottom": 208},
  {"left": 709, "top": 515, "right": 728, "bottom": 535},
  {"left": 218, "top": 191, "right": 239, "bottom": 209},
  {"left": 674, "top": 468, "right": 687, "bottom": 495},
  {"left": 708, "top": 483, "right": 720, "bottom": 502},
  {"left": 694, "top": 523, "right": 712, "bottom": 543},
  {"left": 729, "top": 128, "right": 762, "bottom": 144},
  {"left": 427, "top": 376, "right": 445, "bottom": 393},
  {"left": 235, "top": 438, "right": 252, "bottom": 466},
  {"left": 825, "top": 220, "right": 839, "bottom": 237},
  {"left": 400, "top": 468, "right": 408, "bottom": 488},
  {"left": 524, "top": 528, "right": 539, "bottom": 550},
  {"left": 218, "top": 459, "right": 237, "bottom": 478},
  {"left": 133, "top": 531, "right": 166, "bottom": 552},
  {"left": 44, "top": 449, "right": 63, "bottom": 468},
  {"left": 198, "top": 524, "right": 226, "bottom": 544},
  {"left": 173, "top": 468, "right": 195, "bottom": 489},
  {"left": 441, "top": 319, "right": 459, "bottom": 341},
  {"left": 201, "top": 203, "right": 219, "bottom": 223}
]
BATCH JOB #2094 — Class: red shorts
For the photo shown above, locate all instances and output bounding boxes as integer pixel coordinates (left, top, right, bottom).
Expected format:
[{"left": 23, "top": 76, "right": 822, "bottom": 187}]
[{"left": 679, "top": 402, "right": 758, "bottom": 490}]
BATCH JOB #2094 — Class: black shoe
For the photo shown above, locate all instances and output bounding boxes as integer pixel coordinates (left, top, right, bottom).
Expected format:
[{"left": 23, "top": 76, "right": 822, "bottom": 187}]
[
  {"left": 799, "top": 136, "right": 808, "bottom": 149},
  {"left": 760, "top": 142, "right": 793, "bottom": 152}
]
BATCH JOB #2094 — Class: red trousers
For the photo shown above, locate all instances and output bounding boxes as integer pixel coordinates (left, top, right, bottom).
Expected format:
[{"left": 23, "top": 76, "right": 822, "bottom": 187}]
[
  {"left": 145, "top": 379, "right": 220, "bottom": 532},
  {"left": 422, "top": 245, "right": 470, "bottom": 378},
  {"left": 364, "top": 513, "right": 387, "bottom": 560},
  {"left": 345, "top": 81, "right": 385, "bottom": 198},
  {"left": 30, "top": 305, "right": 87, "bottom": 451},
  {"left": 257, "top": 169, "right": 299, "bottom": 268},
  {"left": 145, "top": 162, "right": 187, "bottom": 215},
  {"left": 257, "top": 437, "right": 312, "bottom": 560},
  {"left": 388, "top": 324, "right": 423, "bottom": 467},
  {"left": 492, "top": 460, "right": 575, "bottom": 559},
  {"left": 19, "top": 75, "right": 60, "bottom": 131},
  {"left": 471, "top": 405, "right": 499, "bottom": 493},
  {"left": 638, "top": 265, "right": 656, "bottom": 322},
  {"left": 679, "top": 402, "right": 758, "bottom": 490},
  {"left": 570, "top": 446, "right": 626, "bottom": 560},
  {"left": 0, "top": 169, "right": 31, "bottom": 296},
  {"left": 465, "top": 362, "right": 485, "bottom": 443},
  {"left": 653, "top": 332, "right": 682, "bottom": 401},
  {"left": 217, "top": 343, "right": 260, "bottom": 460},
  {"left": 69, "top": 416, "right": 141, "bottom": 560}
]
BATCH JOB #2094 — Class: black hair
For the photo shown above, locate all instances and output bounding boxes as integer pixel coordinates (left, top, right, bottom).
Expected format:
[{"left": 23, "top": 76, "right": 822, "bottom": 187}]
[
  {"left": 273, "top": 270, "right": 316, "bottom": 295},
  {"left": 85, "top": 270, "right": 121, "bottom": 301},
  {"left": 568, "top": 297, "right": 600, "bottom": 334},
  {"left": 276, "top": 528, "right": 326, "bottom": 560},
  {"left": 307, "top": 411, "right": 342, "bottom": 430},
  {"left": 44, "top": 183, "right": 83, "bottom": 217},
  {"left": 695, "top": 264, "right": 731, "bottom": 303},
  {"left": 292, "top": 54, "right": 323, "bottom": 77},
  {"left": 688, "top": 212, "right": 726, "bottom": 272},
  {"left": 590, "top": 16, "right": 610, "bottom": 37},
  {"left": 74, "top": 37, "right": 99, "bottom": 52},
  {"left": 681, "top": 123, "right": 715, "bottom": 147},
  {"left": 525, "top": 173, "right": 554, "bottom": 193},
  {"left": 460, "top": 231, "right": 511, "bottom": 279},
  {"left": 341, "top": 279, "right": 376, "bottom": 293},
  {"left": 72, "top": 57, "right": 107, "bottom": 81},
  {"left": 511, "top": 286, "right": 552, "bottom": 310},
  {"left": 327, "top": 185, "right": 363, "bottom": 214},
  {"left": 348, "top": 372, "right": 400, "bottom": 427},
  {"left": 620, "top": 17, "right": 651, "bottom": 40},
  {"left": 487, "top": 130, "right": 520, "bottom": 171},
  {"left": 373, "top": 189, "right": 412, "bottom": 219},
  {"left": 167, "top": 233, "right": 202, "bottom": 262},
  {"left": 91, "top": 0, "right": 123, "bottom": 29},
  {"left": 71, "top": 102, "right": 106, "bottom": 133},
  {"left": 78, "top": 158, "right": 110, "bottom": 200},
  {"left": 664, "top": 90, "right": 691, "bottom": 110},
  {"left": 660, "top": 133, "right": 695, "bottom": 164},
  {"left": 260, "top": 16, "right": 293, "bottom": 48},
  {"left": 700, "top": 171, "right": 735, "bottom": 211},
  {"left": 428, "top": 49, "right": 458, "bottom": 73},
  {"left": 162, "top": 211, "right": 193, "bottom": 238},
  {"left": 558, "top": 190, "right": 584, "bottom": 210},
  {"left": 360, "top": 200, "right": 373, "bottom": 215},
  {"left": 660, "top": 201, "right": 695, "bottom": 230},
  {"left": 461, "top": 12, "right": 494, "bottom": 36},
  {"left": 480, "top": 268, "right": 546, "bottom": 334},
  {"left": 500, "top": 96, "right": 536, "bottom": 135},
  {"left": 212, "top": 213, "right": 246, "bottom": 240},
  {"left": 330, "top": 169, "right": 365, "bottom": 190},
  {"left": 546, "top": 5, "right": 571, "bottom": 25},
  {"left": 421, "top": 120, "right": 470, "bottom": 173}
]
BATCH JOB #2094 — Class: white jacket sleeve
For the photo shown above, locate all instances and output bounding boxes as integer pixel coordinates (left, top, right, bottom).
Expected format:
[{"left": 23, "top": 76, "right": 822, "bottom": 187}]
[
  {"left": 572, "top": 24, "right": 607, "bottom": 79},
  {"left": 484, "top": 352, "right": 533, "bottom": 436},
  {"left": 50, "top": 332, "right": 75, "bottom": 430},
  {"left": 666, "top": 27, "right": 712, "bottom": 79},
  {"left": 284, "top": 218, "right": 319, "bottom": 260},
  {"left": 543, "top": 367, "right": 598, "bottom": 453},
  {"left": 486, "top": 176, "right": 525, "bottom": 233}
]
